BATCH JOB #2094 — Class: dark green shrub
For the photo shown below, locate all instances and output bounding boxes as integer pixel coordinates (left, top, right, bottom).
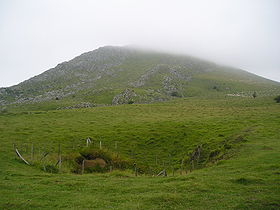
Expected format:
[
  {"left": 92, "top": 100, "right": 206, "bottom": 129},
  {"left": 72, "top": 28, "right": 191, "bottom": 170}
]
[
  {"left": 213, "top": 86, "right": 219, "bottom": 91},
  {"left": 135, "top": 163, "right": 151, "bottom": 174},
  {"left": 209, "top": 149, "right": 220, "bottom": 159},
  {"left": 252, "top": 91, "right": 257, "bottom": 98},
  {"left": 80, "top": 148, "right": 112, "bottom": 163},
  {"left": 44, "top": 164, "right": 59, "bottom": 173},
  {"left": 74, "top": 155, "right": 85, "bottom": 165},
  {"left": 274, "top": 95, "right": 280, "bottom": 103},
  {"left": 128, "top": 100, "right": 134, "bottom": 104},
  {"left": 235, "top": 135, "right": 246, "bottom": 143},
  {"left": 171, "top": 91, "right": 181, "bottom": 97},
  {"left": 223, "top": 143, "right": 232, "bottom": 150}
]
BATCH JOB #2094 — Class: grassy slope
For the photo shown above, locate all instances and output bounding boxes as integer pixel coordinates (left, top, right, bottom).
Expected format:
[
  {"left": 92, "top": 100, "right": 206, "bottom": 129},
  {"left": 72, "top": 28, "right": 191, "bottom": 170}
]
[{"left": 0, "top": 96, "right": 280, "bottom": 209}]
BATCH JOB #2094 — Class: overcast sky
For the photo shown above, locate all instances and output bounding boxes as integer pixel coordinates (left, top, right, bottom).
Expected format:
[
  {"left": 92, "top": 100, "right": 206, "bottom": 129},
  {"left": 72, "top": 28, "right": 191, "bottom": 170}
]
[{"left": 0, "top": 0, "right": 279, "bottom": 87}]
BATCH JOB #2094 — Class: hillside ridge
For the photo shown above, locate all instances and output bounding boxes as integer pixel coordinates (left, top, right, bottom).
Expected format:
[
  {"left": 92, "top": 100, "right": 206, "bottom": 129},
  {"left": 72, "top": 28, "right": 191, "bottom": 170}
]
[{"left": 0, "top": 46, "right": 279, "bottom": 107}]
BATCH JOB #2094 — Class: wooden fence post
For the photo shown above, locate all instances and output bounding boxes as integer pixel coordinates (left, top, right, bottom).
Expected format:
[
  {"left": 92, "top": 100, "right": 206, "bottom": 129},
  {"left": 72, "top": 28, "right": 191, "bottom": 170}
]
[
  {"left": 82, "top": 160, "right": 85, "bottom": 174},
  {"left": 134, "top": 163, "right": 137, "bottom": 177},
  {"left": 58, "top": 143, "right": 62, "bottom": 171},
  {"left": 180, "top": 159, "right": 183, "bottom": 175},
  {"left": 86, "top": 137, "right": 91, "bottom": 147},
  {"left": 189, "top": 160, "right": 194, "bottom": 172}
]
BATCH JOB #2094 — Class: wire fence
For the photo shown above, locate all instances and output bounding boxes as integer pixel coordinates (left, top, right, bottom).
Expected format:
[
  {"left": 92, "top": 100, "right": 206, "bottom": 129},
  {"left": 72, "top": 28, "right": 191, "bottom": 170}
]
[{"left": 13, "top": 138, "right": 202, "bottom": 176}]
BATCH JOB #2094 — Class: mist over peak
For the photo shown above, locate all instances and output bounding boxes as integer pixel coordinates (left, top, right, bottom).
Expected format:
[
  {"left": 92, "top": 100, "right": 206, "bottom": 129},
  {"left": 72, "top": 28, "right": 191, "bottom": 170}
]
[{"left": 0, "top": 0, "right": 280, "bottom": 87}]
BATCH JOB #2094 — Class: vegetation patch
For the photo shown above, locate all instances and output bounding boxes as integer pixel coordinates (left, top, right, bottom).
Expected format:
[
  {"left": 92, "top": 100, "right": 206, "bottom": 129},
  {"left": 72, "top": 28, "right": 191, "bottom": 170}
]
[
  {"left": 232, "top": 177, "right": 264, "bottom": 185},
  {"left": 43, "top": 164, "right": 59, "bottom": 174},
  {"left": 71, "top": 148, "right": 134, "bottom": 174},
  {"left": 274, "top": 95, "right": 280, "bottom": 103}
]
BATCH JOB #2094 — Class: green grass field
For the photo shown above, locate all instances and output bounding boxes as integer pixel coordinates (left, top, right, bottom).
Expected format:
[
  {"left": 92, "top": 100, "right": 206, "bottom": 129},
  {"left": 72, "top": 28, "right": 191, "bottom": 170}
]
[{"left": 0, "top": 96, "right": 279, "bottom": 209}]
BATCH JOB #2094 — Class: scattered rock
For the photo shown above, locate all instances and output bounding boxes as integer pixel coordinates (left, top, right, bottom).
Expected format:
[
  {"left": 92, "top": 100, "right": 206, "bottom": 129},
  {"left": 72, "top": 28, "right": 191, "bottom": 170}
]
[
  {"left": 112, "top": 89, "right": 137, "bottom": 105},
  {"left": 57, "top": 102, "right": 94, "bottom": 110}
]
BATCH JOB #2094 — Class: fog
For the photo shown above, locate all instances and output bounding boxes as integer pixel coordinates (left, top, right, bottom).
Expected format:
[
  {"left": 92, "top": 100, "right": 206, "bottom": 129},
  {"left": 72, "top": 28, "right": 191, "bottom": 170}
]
[{"left": 0, "top": 0, "right": 279, "bottom": 87}]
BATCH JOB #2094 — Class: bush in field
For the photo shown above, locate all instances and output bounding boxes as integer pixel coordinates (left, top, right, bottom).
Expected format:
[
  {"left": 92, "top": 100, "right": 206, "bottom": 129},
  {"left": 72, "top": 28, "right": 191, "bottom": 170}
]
[
  {"left": 128, "top": 100, "right": 134, "bottom": 104},
  {"left": 274, "top": 95, "right": 280, "bottom": 103},
  {"left": 44, "top": 164, "right": 59, "bottom": 173},
  {"left": 252, "top": 91, "right": 257, "bottom": 98},
  {"left": 171, "top": 91, "right": 181, "bottom": 97}
]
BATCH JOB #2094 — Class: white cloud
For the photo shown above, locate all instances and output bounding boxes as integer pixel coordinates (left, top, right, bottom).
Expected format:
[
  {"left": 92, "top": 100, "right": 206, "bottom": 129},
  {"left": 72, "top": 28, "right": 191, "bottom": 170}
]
[{"left": 0, "top": 0, "right": 279, "bottom": 87}]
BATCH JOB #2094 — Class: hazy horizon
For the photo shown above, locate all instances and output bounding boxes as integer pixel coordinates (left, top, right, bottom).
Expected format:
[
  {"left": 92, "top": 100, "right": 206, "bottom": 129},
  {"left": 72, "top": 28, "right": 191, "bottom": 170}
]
[{"left": 1, "top": 0, "right": 279, "bottom": 87}]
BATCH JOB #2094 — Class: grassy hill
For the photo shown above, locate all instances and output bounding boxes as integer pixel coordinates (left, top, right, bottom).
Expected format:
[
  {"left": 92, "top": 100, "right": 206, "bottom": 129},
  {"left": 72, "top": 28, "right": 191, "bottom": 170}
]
[
  {"left": 1, "top": 46, "right": 279, "bottom": 110},
  {"left": 0, "top": 96, "right": 280, "bottom": 209},
  {"left": 1, "top": 46, "right": 280, "bottom": 209}
]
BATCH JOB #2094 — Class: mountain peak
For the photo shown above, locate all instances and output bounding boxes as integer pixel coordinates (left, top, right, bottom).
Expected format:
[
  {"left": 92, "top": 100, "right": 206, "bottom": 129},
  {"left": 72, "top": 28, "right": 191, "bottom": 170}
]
[{"left": 0, "top": 46, "right": 279, "bottom": 108}]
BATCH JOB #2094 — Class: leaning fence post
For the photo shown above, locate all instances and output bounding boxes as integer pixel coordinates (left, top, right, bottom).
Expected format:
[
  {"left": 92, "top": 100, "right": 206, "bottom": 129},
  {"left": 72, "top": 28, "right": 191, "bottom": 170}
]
[{"left": 15, "top": 148, "right": 30, "bottom": 165}]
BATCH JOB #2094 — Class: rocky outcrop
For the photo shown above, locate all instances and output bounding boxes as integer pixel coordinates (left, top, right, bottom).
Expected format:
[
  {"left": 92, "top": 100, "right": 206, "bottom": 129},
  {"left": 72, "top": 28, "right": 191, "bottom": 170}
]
[
  {"left": 112, "top": 89, "right": 137, "bottom": 105},
  {"left": 56, "top": 102, "right": 94, "bottom": 110}
]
